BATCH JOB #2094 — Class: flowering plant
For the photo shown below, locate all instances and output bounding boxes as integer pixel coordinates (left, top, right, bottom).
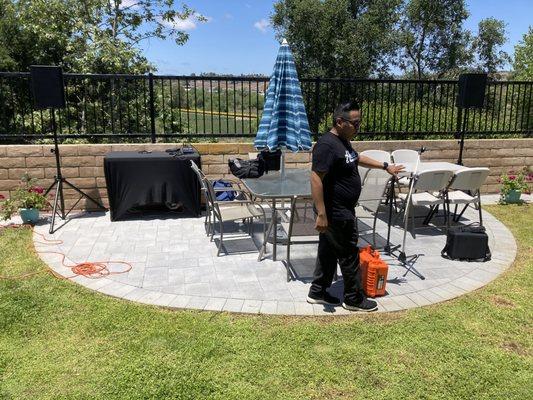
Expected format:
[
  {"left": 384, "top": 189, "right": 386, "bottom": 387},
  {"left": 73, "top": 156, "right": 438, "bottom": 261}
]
[
  {"left": 0, "top": 173, "right": 47, "bottom": 221},
  {"left": 499, "top": 168, "right": 532, "bottom": 197}
]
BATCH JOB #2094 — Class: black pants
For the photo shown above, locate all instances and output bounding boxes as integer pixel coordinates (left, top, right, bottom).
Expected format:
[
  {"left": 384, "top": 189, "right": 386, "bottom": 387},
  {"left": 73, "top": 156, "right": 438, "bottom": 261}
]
[{"left": 309, "top": 219, "right": 364, "bottom": 303}]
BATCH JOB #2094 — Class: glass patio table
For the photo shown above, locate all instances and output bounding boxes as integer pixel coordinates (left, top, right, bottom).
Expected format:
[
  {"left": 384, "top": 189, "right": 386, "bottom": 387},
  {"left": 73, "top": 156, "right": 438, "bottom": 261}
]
[{"left": 242, "top": 169, "right": 311, "bottom": 261}]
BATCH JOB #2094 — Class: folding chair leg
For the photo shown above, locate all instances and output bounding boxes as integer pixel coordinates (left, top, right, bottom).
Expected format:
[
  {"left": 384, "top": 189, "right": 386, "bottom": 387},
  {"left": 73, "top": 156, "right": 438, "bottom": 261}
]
[
  {"left": 455, "top": 204, "right": 469, "bottom": 222},
  {"left": 286, "top": 240, "right": 292, "bottom": 282},
  {"left": 217, "top": 221, "right": 224, "bottom": 256},
  {"left": 478, "top": 194, "right": 483, "bottom": 226}
]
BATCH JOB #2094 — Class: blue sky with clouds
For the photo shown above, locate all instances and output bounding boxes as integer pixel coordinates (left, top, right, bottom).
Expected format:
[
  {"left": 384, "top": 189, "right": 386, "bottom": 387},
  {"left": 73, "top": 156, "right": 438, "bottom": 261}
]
[{"left": 141, "top": 0, "right": 532, "bottom": 76}]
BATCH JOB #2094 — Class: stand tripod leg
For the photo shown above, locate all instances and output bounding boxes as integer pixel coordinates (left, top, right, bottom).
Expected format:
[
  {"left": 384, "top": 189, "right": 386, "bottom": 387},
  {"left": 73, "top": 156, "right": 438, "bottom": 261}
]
[
  {"left": 49, "top": 180, "right": 61, "bottom": 234},
  {"left": 399, "top": 252, "right": 425, "bottom": 280}
]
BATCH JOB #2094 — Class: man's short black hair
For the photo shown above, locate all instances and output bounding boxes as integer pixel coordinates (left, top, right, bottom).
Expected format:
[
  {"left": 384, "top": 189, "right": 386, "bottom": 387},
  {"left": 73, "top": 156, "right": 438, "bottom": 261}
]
[{"left": 333, "top": 101, "right": 360, "bottom": 125}]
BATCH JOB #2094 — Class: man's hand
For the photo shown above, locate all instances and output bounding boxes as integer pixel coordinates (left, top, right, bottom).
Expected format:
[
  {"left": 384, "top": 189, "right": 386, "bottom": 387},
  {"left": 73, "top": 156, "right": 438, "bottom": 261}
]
[
  {"left": 386, "top": 164, "right": 405, "bottom": 176},
  {"left": 315, "top": 213, "right": 328, "bottom": 233}
]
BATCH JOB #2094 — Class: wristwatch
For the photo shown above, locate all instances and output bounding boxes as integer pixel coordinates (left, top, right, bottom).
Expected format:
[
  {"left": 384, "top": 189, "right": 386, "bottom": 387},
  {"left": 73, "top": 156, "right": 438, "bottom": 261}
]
[{"left": 382, "top": 161, "right": 389, "bottom": 170}]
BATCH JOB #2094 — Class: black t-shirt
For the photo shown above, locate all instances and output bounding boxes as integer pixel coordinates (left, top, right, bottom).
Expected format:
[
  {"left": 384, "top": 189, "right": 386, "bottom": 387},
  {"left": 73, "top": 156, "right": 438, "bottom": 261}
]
[{"left": 312, "top": 131, "right": 361, "bottom": 221}]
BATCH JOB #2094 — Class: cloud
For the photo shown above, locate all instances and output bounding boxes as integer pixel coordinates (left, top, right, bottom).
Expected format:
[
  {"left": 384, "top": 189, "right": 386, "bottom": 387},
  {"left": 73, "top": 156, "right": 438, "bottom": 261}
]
[
  {"left": 119, "top": 0, "right": 140, "bottom": 9},
  {"left": 159, "top": 12, "right": 212, "bottom": 31},
  {"left": 254, "top": 18, "right": 270, "bottom": 33},
  {"left": 224, "top": 13, "right": 233, "bottom": 20}
]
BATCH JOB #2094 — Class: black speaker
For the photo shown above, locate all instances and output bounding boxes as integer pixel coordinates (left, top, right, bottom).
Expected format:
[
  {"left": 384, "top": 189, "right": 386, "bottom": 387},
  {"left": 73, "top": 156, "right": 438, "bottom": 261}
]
[
  {"left": 456, "top": 73, "right": 487, "bottom": 109},
  {"left": 30, "top": 65, "right": 66, "bottom": 110}
]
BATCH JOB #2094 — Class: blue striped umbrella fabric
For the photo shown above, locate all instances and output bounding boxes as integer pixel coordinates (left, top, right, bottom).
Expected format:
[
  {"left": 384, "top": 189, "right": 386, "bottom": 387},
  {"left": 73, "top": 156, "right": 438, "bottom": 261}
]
[{"left": 254, "top": 39, "right": 312, "bottom": 152}]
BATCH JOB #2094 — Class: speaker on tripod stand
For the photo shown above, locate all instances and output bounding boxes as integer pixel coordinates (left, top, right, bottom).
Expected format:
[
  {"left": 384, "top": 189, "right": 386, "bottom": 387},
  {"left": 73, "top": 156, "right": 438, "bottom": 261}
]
[
  {"left": 455, "top": 73, "right": 488, "bottom": 165},
  {"left": 30, "top": 65, "right": 106, "bottom": 234}
]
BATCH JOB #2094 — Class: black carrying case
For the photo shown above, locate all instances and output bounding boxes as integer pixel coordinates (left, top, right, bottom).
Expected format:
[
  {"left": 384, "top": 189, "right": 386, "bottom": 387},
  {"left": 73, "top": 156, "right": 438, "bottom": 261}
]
[{"left": 441, "top": 226, "right": 491, "bottom": 261}]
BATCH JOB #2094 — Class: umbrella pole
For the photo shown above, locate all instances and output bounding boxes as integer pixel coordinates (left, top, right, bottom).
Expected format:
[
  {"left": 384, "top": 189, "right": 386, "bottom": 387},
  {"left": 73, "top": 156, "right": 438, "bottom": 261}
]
[{"left": 280, "top": 149, "right": 286, "bottom": 180}]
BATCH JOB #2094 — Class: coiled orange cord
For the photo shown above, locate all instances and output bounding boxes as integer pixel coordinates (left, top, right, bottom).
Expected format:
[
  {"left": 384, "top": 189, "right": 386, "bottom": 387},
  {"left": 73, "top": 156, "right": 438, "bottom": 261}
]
[{"left": 0, "top": 224, "right": 132, "bottom": 281}]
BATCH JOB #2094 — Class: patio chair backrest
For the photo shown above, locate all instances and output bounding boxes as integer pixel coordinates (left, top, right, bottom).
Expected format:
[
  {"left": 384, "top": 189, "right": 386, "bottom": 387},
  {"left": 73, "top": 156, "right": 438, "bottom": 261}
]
[
  {"left": 358, "top": 166, "right": 369, "bottom": 184},
  {"left": 448, "top": 168, "right": 490, "bottom": 191},
  {"left": 360, "top": 150, "right": 391, "bottom": 163},
  {"left": 359, "top": 150, "right": 390, "bottom": 184},
  {"left": 286, "top": 196, "right": 318, "bottom": 238},
  {"left": 190, "top": 160, "right": 208, "bottom": 191},
  {"left": 413, "top": 169, "right": 454, "bottom": 192},
  {"left": 357, "top": 168, "right": 390, "bottom": 213},
  {"left": 190, "top": 160, "right": 219, "bottom": 213},
  {"left": 392, "top": 149, "right": 419, "bottom": 164}
]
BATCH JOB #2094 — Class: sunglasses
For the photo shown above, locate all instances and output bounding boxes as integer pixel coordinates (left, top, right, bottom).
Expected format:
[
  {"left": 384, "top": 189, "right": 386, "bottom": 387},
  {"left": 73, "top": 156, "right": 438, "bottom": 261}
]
[{"left": 342, "top": 118, "right": 361, "bottom": 128}]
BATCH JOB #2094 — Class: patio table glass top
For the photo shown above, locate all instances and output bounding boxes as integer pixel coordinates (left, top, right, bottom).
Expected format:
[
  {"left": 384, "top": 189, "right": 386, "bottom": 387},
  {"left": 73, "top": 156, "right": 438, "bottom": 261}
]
[{"left": 241, "top": 169, "right": 311, "bottom": 198}]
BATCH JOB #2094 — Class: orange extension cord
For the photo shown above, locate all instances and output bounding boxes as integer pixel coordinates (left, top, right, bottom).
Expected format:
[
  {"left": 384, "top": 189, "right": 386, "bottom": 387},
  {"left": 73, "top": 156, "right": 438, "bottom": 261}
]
[{"left": 0, "top": 224, "right": 132, "bottom": 281}]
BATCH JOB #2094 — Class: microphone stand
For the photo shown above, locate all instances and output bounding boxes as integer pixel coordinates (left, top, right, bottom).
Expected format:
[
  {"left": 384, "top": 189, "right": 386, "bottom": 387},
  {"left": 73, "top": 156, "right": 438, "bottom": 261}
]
[{"left": 386, "top": 146, "right": 426, "bottom": 280}]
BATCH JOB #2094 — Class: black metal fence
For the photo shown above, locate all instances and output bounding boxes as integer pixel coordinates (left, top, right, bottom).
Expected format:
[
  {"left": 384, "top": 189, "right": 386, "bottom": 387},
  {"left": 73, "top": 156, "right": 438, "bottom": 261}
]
[{"left": 0, "top": 72, "right": 531, "bottom": 143}]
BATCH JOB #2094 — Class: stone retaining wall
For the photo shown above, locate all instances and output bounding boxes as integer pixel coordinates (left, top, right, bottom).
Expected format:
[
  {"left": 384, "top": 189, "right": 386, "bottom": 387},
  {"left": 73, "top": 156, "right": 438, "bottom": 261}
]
[{"left": 1, "top": 139, "right": 531, "bottom": 210}]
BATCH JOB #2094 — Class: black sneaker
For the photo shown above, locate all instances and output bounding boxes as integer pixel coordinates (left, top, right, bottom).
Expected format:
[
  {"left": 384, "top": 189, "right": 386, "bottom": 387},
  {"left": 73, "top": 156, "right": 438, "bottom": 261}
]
[
  {"left": 307, "top": 291, "right": 341, "bottom": 306},
  {"left": 342, "top": 297, "right": 378, "bottom": 312}
]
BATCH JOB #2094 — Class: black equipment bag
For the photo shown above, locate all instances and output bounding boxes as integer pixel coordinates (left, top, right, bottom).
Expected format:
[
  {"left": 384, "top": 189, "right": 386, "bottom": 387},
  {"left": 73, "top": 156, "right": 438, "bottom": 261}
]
[
  {"left": 228, "top": 158, "right": 265, "bottom": 179},
  {"left": 441, "top": 226, "right": 491, "bottom": 261},
  {"left": 257, "top": 149, "right": 281, "bottom": 173}
]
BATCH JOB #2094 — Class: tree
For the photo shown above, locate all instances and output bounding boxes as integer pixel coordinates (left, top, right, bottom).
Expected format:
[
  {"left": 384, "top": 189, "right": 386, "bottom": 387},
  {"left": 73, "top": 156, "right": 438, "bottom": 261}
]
[
  {"left": 0, "top": 0, "right": 204, "bottom": 74},
  {"left": 512, "top": 27, "right": 533, "bottom": 80},
  {"left": 396, "top": 0, "right": 473, "bottom": 79},
  {"left": 271, "top": 0, "right": 402, "bottom": 79},
  {"left": 473, "top": 18, "right": 510, "bottom": 76}
]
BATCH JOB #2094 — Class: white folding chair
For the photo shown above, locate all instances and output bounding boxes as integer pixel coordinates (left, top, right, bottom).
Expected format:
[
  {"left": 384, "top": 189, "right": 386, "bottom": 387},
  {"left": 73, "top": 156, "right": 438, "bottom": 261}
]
[
  {"left": 392, "top": 149, "right": 419, "bottom": 189},
  {"left": 446, "top": 167, "right": 490, "bottom": 225},
  {"left": 392, "top": 149, "right": 419, "bottom": 164},
  {"left": 359, "top": 150, "right": 391, "bottom": 183},
  {"left": 356, "top": 168, "right": 391, "bottom": 247},
  {"left": 397, "top": 169, "right": 454, "bottom": 238}
]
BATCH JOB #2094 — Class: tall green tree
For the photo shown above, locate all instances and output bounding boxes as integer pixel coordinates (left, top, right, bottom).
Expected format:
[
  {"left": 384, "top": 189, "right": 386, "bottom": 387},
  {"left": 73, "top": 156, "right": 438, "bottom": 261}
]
[
  {"left": 396, "top": 0, "right": 472, "bottom": 79},
  {"left": 0, "top": 0, "right": 203, "bottom": 73},
  {"left": 512, "top": 27, "right": 533, "bottom": 80},
  {"left": 271, "top": 0, "right": 402, "bottom": 78},
  {"left": 473, "top": 18, "right": 510, "bottom": 75}
]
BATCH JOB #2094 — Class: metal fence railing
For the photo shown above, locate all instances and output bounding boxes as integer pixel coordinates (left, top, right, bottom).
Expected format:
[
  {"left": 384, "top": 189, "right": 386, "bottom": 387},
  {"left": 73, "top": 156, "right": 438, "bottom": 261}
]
[{"left": 0, "top": 72, "right": 531, "bottom": 143}]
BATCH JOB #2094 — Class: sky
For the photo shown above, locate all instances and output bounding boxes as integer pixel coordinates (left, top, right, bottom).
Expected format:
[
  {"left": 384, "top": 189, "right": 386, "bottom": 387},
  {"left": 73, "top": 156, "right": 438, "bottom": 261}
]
[{"left": 140, "top": 0, "right": 533, "bottom": 76}]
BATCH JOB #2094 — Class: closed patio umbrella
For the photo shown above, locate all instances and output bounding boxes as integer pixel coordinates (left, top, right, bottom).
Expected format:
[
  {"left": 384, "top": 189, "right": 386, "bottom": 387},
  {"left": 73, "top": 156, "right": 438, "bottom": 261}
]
[{"left": 254, "top": 39, "right": 312, "bottom": 176}]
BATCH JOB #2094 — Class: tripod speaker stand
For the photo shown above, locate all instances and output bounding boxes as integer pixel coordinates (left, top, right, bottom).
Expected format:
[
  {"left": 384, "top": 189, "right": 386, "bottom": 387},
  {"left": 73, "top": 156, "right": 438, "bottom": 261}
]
[{"left": 30, "top": 66, "right": 106, "bottom": 234}]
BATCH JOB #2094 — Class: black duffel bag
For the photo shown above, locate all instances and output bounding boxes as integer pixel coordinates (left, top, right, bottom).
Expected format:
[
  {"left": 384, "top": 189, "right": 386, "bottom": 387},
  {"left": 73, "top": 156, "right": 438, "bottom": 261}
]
[
  {"left": 228, "top": 158, "right": 265, "bottom": 179},
  {"left": 441, "top": 226, "right": 491, "bottom": 261}
]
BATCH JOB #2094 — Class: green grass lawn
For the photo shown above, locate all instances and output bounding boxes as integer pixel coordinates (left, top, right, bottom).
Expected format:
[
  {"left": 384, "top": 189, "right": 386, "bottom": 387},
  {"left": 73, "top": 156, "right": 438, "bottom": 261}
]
[{"left": 0, "top": 205, "right": 531, "bottom": 399}]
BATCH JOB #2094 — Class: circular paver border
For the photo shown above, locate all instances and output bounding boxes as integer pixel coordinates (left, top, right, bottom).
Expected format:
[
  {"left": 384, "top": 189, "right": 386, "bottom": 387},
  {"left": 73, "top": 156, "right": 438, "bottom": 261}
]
[{"left": 32, "top": 207, "right": 517, "bottom": 316}]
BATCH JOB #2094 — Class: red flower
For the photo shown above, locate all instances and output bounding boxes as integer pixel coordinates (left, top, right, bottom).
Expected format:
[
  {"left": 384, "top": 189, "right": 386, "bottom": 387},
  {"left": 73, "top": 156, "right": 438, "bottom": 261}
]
[
  {"left": 29, "top": 186, "right": 44, "bottom": 194},
  {"left": 509, "top": 176, "right": 516, "bottom": 181},
  {"left": 0, "top": 194, "right": 5, "bottom": 200}
]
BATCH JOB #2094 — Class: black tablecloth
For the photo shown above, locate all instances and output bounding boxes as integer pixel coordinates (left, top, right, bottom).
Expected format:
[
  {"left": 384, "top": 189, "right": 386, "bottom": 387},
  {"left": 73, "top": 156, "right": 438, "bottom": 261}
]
[{"left": 104, "top": 151, "right": 201, "bottom": 221}]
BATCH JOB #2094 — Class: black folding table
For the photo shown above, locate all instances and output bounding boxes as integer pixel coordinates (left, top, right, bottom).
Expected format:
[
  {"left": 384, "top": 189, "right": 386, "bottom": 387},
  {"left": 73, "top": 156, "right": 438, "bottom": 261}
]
[{"left": 104, "top": 151, "right": 201, "bottom": 221}]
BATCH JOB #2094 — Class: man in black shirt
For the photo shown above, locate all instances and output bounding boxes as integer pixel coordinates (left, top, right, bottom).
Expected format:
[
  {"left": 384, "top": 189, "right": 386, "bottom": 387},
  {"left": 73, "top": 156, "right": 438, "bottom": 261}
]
[{"left": 307, "top": 101, "right": 404, "bottom": 311}]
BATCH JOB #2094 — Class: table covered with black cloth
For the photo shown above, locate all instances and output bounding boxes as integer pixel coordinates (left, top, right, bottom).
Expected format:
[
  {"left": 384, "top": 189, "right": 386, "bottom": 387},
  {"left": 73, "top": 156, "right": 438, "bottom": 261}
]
[{"left": 104, "top": 151, "right": 201, "bottom": 221}]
